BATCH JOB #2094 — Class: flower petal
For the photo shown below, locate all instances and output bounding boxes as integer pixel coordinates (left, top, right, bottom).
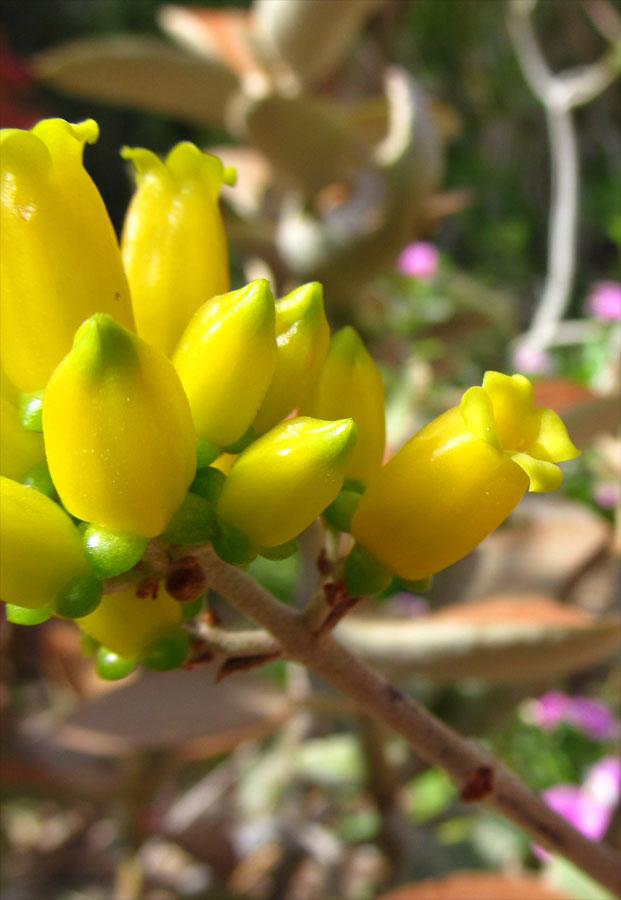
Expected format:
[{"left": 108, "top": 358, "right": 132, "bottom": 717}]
[
  {"left": 529, "top": 407, "right": 580, "bottom": 462},
  {"left": 510, "top": 452, "right": 563, "bottom": 492},
  {"left": 460, "top": 385, "right": 501, "bottom": 451}
]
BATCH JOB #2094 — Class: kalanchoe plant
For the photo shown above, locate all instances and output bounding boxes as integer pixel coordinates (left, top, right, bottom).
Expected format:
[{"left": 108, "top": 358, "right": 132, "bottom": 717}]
[
  {"left": 0, "top": 115, "right": 580, "bottom": 676},
  {"left": 3, "top": 117, "right": 619, "bottom": 896}
]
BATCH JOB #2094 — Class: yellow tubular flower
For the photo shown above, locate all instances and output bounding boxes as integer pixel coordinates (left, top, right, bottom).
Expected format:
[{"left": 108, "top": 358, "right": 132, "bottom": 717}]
[
  {"left": 43, "top": 314, "right": 196, "bottom": 538},
  {"left": 299, "top": 326, "right": 385, "bottom": 485},
  {"left": 217, "top": 416, "right": 357, "bottom": 547},
  {"left": 253, "top": 282, "right": 330, "bottom": 434},
  {"left": 0, "top": 119, "right": 133, "bottom": 392},
  {"left": 173, "top": 279, "right": 277, "bottom": 448},
  {"left": 0, "top": 396, "right": 45, "bottom": 480},
  {"left": 351, "top": 372, "right": 580, "bottom": 581},
  {"left": 78, "top": 584, "right": 181, "bottom": 658},
  {"left": 0, "top": 476, "right": 88, "bottom": 609},
  {"left": 121, "top": 143, "right": 234, "bottom": 357}
]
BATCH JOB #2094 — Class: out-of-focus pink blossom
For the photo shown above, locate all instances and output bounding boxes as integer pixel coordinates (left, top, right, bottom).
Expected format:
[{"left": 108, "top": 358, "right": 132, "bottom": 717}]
[
  {"left": 587, "top": 281, "right": 621, "bottom": 322},
  {"left": 524, "top": 691, "right": 618, "bottom": 740},
  {"left": 534, "top": 756, "right": 621, "bottom": 860},
  {"left": 595, "top": 482, "right": 620, "bottom": 510},
  {"left": 512, "top": 344, "right": 553, "bottom": 375},
  {"left": 397, "top": 242, "right": 439, "bottom": 280}
]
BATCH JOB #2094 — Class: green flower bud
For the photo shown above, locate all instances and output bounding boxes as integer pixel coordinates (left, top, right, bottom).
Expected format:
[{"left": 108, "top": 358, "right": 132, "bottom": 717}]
[
  {"left": 162, "top": 493, "right": 219, "bottom": 546},
  {"left": 216, "top": 416, "right": 357, "bottom": 547},
  {"left": 189, "top": 466, "right": 226, "bottom": 504},
  {"left": 300, "top": 326, "right": 385, "bottom": 485},
  {"left": 83, "top": 525, "right": 149, "bottom": 579},
  {"left": 43, "top": 314, "right": 196, "bottom": 538},
  {"left": 344, "top": 543, "right": 393, "bottom": 597},
  {"left": 95, "top": 647, "right": 138, "bottom": 681},
  {"left": 55, "top": 571, "right": 103, "bottom": 619},
  {"left": 5, "top": 603, "right": 53, "bottom": 625},
  {"left": 173, "top": 279, "right": 276, "bottom": 448},
  {"left": 253, "top": 282, "right": 330, "bottom": 434},
  {"left": 141, "top": 627, "right": 190, "bottom": 671},
  {"left": 18, "top": 390, "right": 44, "bottom": 431}
]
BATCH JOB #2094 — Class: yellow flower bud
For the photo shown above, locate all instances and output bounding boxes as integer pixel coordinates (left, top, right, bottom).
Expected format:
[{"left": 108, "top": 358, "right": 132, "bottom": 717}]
[
  {"left": 0, "top": 476, "right": 87, "bottom": 609},
  {"left": 0, "top": 119, "right": 133, "bottom": 392},
  {"left": 173, "top": 279, "right": 277, "bottom": 448},
  {"left": 43, "top": 314, "right": 196, "bottom": 537},
  {"left": 300, "top": 326, "right": 385, "bottom": 484},
  {"left": 253, "top": 282, "right": 330, "bottom": 434},
  {"left": 121, "top": 143, "right": 234, "bottom": 356},
  {"left": 351, "top": 372, "right": 580, "bottom": 581},
  {"left": 217, "top": 416, "right": 357, "bottom": 547},
  {"left": 78, "top": 583, "right": 182, "bottom": 658},
  {"left": 0, "top": 395, "right": 45, "bottom": 481}
]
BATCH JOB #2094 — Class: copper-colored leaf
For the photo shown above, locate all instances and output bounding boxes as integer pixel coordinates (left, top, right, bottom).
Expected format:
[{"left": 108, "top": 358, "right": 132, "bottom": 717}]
[
  {"left": 32, "top": 35, "right": 238, "bottom": 127},
  {"left": 254, "top": 0, "right": 387, "bottom": 89},
  {"left": 337, "top": 595, "right": 620, "bottom": 683},
  {"left": 55, "top": 664, "right": 290, "bottom": 758},
  {"left": 378, "top": 871, "right": 571, "bottom": 900}
]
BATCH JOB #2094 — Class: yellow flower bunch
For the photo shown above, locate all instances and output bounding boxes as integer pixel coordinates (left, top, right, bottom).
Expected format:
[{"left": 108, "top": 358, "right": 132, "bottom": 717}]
[{"left": 0, "top": 118, "right": 579, "bottom": 678}]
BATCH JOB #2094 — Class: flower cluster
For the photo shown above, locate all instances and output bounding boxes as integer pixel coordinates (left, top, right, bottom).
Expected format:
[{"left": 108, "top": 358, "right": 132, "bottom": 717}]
[{"left": 0, "top": 118, "right": 579, "bottom": 678}]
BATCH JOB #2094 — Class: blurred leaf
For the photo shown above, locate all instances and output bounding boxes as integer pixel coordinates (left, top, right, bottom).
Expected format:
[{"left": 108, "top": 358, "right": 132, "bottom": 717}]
[
  {"left": 378, "top": 871, "right": 572, "bottom": 899},
  {"left": 336, "top": 596, "right": 621, "bottom": 683},
  {"left": 33, "top": 35, "right": 238, "bottom": 127},
  {"left": 254, "top": 0, "right": 387, "bottom": 88},
  {"left": 545, "top": 856, "right": 616, "bottom": 900},
  {"left": 293, "top": 734, "right": 367, "bottom": 785},
  {"left": 404, "top": 767, "right": 455, "bottom": 823}
]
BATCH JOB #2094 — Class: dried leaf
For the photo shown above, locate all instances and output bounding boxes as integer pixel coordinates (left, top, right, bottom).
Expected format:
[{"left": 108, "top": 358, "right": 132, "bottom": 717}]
[
  {"left": 32, "top": 35, "right": 238, "bottom": 128},
  {"left": 337, "top": 595, "right": 620, "bottom": 683}
]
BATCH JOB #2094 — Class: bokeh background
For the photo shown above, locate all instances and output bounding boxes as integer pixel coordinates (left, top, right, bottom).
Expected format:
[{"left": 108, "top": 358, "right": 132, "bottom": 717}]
[{"left": 1, "top": 2, "right": 620, "bottom": 899}]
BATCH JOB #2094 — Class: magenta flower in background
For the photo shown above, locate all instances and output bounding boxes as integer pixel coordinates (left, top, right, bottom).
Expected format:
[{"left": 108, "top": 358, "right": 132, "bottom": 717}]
[
  {"left": 587, "top": 280, "right": 621, "bottom": 322},
  {"left": 512, "top": 344, "right": 553, "bottom": 375},
  {"left": 534, "top": 757, "right": 621, "bottom": 860},
  {"left": 398, "top": 242, "right": 439, "bottom": 280},
  {"left": 524, "top": 691, "right": 618, "bottom": 740},
  {"left": 594, "top": 482, "right": 620, "bottom": 510}
]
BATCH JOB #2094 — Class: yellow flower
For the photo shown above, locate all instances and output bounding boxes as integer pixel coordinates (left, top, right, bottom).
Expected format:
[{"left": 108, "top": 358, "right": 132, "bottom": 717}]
[
  {"left": 121, "top": 143, "right": 234, "bottom": 357},
  {"left": 43, "top": 314, "right": 196, "bottom": 537},
  {"left": 0, "top": 476, "right": 88, "bottom": 609},
  {"left": 0, "top": 394, "right": 45, "bottom": 481},
  {"left": 300, "top": 326, "right": 385, "bottom": 484},
  {"left": 78, "top": 583, "right": 182, "bottom": 658},
  {"left": 0, "top": 119, "right": 133, "bottom": 392},
  {"left": 253, "top": 282, "right": 330, "bottom": 434},
  {"left": 351, "top": 372, "right": 579, "bottom": 581},
  {"left": 217, "top": 416, "right": 357, "bottom": 547},
  {"left": 173, "top": 279, "right": 277, "bottom": 448}
]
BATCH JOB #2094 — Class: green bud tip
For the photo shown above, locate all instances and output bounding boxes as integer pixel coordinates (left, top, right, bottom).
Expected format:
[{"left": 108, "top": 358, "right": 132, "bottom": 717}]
[
  {"left": 96, "top": 647, "right": 138, "bottom": 681},
  {"left": 276, "top": 282, "right": 324, "bottom": 331},
  {"left": 72, "top": 313, "right": 138, "bottom": 378}
]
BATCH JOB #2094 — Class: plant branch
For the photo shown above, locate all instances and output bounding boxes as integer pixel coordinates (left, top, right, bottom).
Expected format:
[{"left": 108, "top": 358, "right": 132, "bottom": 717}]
[{"left": 196, "top": 545, "right": 621, "bottom": 896}]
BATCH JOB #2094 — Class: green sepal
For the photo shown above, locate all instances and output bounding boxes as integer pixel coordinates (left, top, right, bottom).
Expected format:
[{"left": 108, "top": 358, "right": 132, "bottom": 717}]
[
  {"left": 196, "top": 435, "right": 220, "bottom": 469},
  {"left": 96, "top": 646, "right": 138, "bottom": 680},
  {"left": 5, "top": 603, "right": 53, "bottom": 625},
  {"left": 224, "top": 426, "right": 257, "bottom": 455},
  {"left": 323, "top": 489, "right": 362, "bottom": 533},
  {"left": 83, "top": 525, "right": 149, "bottom": 578},
  {"left": 213, "top": 520, "right": 257, "bottom": 565},
  {"left": 18, "top": 390, "right": 44, "bottom": 432},
  {"left": 180, "top": 594, "right": 204, "bottom": 622},
  {"left": 141, "top": 627, "right": 190, "bottom": 671},
  {"left": 190, "top": 466, "right": 226, "bottom": 504},
  {"left": 80, "top": 633, "right": 100, "bottom": 656},
  {"left": 259, "top": 539, "right": 297, "bottom": 561},
  {"left": 21, "top": 463, "right": 56, "bottom": 498},
  {"left": 342, "top": 477, "right": 365, "bottom": 494},
  {"left": 345, "top": 543, "right": 393, "bottom": 597},
  {"left": 398, "top": 575, "right": 434, "bottom": 593},
  {"left": 162, "top": 493, "right": 219, "bottom": 545},
  {"left": 55, "top": 571, "right": 103, "bottom": 619}
]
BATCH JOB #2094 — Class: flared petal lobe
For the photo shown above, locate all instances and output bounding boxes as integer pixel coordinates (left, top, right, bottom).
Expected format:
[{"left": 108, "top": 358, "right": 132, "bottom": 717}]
[
  {"left": 0, "top": 119, "right": 133, "bottom": 391},
  {"left": 121, "top": 143, "right": 232, "bottom": 356},
  {"left": 43, "top": 314, "right": 196, "bottom": 537},
  {"left": 351, "top": 371, "right": 579, "bottom": 581}
]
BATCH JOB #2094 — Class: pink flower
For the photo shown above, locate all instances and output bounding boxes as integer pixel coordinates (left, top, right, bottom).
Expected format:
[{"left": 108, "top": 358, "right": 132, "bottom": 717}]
[
  {"left": 512, "top": 344, "right": 553, "bottom": 375},
  {"left": 525, "top": 691, "right": 618, "bottom": 740},
  {"left": 397, "top": 242, "right": 439, "bottom": 280},
  {"left": 587, "top": 281, "right": 621, "bottom": 322},
  {"left": 595, "top": 482, "right": 620, "bottom": 510}
]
